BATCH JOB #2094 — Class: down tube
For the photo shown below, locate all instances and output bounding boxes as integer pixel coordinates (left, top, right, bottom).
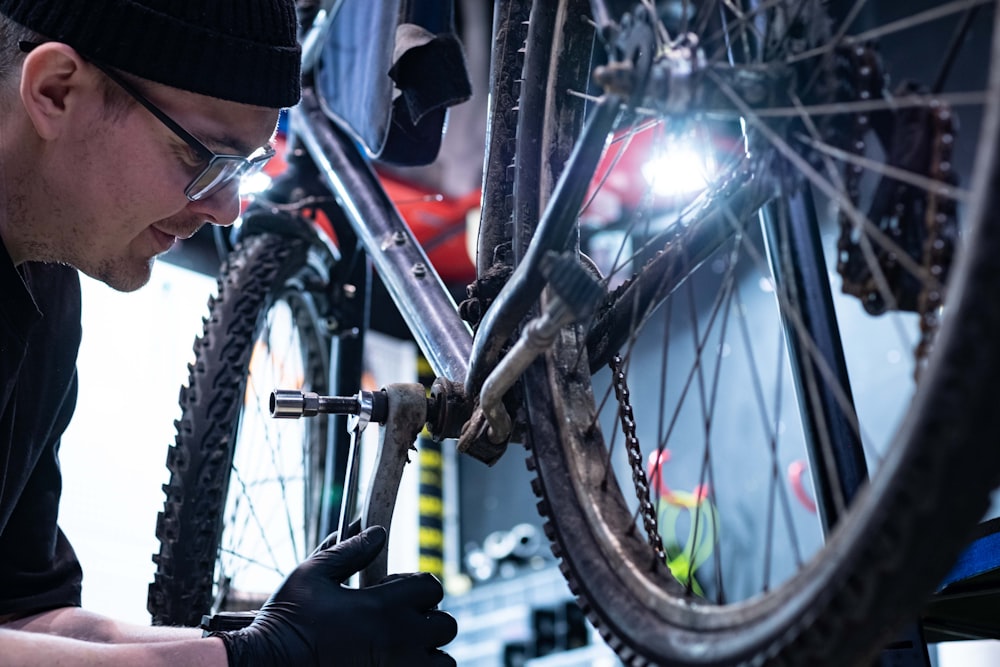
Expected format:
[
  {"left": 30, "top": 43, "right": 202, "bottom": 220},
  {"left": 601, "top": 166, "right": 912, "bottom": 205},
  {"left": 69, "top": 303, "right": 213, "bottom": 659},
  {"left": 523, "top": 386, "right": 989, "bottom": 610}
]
[{"left": 292, "top": 89, "right": 473, "bottom": 383}]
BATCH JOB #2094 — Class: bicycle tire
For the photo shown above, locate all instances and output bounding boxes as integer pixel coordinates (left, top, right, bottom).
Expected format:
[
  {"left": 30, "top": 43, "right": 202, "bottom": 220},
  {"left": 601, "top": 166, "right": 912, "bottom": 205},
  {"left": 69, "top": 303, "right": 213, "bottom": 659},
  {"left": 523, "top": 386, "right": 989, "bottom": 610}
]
[
  {"left": 477, "top": 0, "right": 533, "bottom": 276},
  {"left": 515, "top": 1, "right": 1000, "bottom": 665},
  {"left": 147, "top": 232, "right": 335, "bottom": 627}
]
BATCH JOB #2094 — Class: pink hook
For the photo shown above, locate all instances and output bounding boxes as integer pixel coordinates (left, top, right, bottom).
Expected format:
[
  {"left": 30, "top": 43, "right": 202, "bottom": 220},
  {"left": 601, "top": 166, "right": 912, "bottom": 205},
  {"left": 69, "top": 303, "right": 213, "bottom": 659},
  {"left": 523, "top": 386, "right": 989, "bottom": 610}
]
[{"left": 788, "top": 460, "right": 817, "bottom": 514}]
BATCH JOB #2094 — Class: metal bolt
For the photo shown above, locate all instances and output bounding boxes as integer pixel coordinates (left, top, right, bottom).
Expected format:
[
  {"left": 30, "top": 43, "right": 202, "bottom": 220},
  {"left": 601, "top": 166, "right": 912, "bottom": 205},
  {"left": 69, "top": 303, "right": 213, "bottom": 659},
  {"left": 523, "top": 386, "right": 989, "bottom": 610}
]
[{"left": 412, "top": 263, "right": 427, "bottom": 279}]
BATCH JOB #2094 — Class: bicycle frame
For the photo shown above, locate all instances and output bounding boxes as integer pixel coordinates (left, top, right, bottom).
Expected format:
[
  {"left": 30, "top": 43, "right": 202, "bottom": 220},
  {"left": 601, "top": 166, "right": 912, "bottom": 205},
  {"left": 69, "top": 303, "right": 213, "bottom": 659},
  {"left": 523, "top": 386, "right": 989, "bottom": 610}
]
[
  {"left": 292, "top": 89, "right": 473, "bottom": 384},
  {"left": 166, "top": 3, "right": 1000, "bottom": 663},
  {"left": 286, "top": 1, "right": 867, "bottom": 499},
  {"left": 272, "top": 1, "right": 884, "bottom": 564}
]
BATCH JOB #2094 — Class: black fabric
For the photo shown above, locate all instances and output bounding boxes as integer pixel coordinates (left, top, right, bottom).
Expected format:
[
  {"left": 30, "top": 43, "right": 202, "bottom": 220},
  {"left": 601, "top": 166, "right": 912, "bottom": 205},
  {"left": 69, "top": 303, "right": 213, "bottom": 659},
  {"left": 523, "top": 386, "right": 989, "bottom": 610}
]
[
  {"left": 0, "top": 0, "right": 301, "bottom": 107},
  {"left": 316, "top": 0, "right": 472, "bottom": 166},
  {"left": 0, "top": 234, "right": 83, "bottom": 615},
  {"left": 389, "top": 24, "right": 470, "bottom": 126}
]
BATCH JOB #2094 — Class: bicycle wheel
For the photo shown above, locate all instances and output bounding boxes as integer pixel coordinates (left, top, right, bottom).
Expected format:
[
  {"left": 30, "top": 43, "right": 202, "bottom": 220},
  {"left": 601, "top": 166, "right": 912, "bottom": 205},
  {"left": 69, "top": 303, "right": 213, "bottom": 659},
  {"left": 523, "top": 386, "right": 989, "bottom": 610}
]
[
  {"left": 148, "top": 232, "right": 337, "bottom": 627},
  {"left": 514, "top": 1, "right": 1000, "bottom": 664}
]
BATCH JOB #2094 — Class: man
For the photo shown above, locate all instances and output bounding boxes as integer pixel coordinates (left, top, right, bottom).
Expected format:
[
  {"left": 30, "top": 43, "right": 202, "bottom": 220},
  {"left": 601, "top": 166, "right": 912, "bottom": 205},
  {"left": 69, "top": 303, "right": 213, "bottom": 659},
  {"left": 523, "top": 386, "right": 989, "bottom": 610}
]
[{"left": 0, "top": 1, "right": 456, "bottom": 665}]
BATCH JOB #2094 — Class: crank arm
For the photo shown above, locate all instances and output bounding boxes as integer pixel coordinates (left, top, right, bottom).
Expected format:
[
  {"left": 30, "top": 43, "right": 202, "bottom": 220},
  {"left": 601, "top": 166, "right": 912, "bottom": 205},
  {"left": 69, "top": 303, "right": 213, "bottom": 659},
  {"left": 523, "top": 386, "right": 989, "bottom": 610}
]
[{"left": 270, "top": 383, "right": 428, "bottom": 585}]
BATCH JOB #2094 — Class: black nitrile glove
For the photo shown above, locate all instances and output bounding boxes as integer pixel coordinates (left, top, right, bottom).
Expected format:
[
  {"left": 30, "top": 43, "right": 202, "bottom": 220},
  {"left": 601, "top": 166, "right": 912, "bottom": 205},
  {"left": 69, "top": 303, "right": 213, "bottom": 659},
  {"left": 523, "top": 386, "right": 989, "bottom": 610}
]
[{"left": 215, "top": 526, "right": 457, "bottom": 666}]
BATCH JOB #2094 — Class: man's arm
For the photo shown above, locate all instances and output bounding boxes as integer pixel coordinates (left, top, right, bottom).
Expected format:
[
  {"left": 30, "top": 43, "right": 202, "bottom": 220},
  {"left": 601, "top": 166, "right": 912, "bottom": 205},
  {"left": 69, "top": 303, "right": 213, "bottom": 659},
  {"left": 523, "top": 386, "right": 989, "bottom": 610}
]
[
  {"left": 0, "top": 528, "right": 457, "bottom": 666},
  {"left": 0, "top": 626, "right": 227, "bottom": 666},
  {"left": 1, "top": 606, "right": 202, "bottom": 644}
]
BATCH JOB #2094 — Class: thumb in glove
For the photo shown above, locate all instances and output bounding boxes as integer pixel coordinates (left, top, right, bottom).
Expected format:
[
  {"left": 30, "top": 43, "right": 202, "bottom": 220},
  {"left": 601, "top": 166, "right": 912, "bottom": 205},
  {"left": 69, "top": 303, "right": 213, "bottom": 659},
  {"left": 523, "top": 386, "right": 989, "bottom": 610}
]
[
  {"left": 216, "top": 525, "right": 457, "bottom": 667},
  {"left": 311, "top": 518, "right": 363, "bottom": 555}
]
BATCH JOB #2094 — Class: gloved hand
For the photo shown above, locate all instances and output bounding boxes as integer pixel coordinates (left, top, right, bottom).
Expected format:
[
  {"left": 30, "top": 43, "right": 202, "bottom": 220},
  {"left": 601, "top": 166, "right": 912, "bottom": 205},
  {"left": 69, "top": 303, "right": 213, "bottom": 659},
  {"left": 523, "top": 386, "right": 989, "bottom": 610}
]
[{"left": 214, "top": 525, "right": 457, "bottom": 666}]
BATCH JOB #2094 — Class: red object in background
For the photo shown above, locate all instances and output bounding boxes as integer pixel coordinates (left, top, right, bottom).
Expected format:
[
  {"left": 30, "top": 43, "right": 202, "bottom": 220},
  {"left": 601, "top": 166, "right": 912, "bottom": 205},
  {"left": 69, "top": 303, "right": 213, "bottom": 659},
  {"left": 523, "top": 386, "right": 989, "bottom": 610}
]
[
  {"left": 586, "top": 124, "right": 660, "bottom": 220},
  {"left": 258, "top": 120, "right": 710, "bottom": 288},
  {"left": 788, "top": 460, "right": 818, "bottom": 514},
  {"left": 369, "top": 125, "right": 664, "bottom": 285},
  {"left": 255, "top": 132, "right": 479, "bottom": 286},
  {"left": 377, "top": 170, "right": 480, "bottom": 285},
  {"left": 377, "top": 127, "right": 665, "bottom": 286}
]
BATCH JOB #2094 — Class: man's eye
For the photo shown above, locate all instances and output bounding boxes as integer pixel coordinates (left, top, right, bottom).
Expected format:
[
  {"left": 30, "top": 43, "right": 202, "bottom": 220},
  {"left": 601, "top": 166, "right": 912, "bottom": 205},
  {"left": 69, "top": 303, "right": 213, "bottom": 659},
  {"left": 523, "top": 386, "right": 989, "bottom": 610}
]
[{"left": 179, "top": 146, "right": 209, "bottom": 170}]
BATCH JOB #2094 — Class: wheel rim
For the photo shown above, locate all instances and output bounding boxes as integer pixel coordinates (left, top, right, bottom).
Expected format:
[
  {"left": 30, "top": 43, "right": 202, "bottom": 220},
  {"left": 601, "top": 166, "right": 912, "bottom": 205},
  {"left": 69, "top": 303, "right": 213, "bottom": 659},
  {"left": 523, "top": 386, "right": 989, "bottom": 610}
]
[
  {"left": 519, "top": 1, "right": 1000, "bottom": 663},
  {"left": 214, "top": 290, "right": 329, "bottom": 611}
]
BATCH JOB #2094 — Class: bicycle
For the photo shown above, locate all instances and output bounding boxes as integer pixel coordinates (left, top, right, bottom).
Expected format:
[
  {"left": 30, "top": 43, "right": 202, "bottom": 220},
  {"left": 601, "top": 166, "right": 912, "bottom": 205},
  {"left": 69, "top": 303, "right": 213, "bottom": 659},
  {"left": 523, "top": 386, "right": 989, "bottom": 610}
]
[{"left": 146, "top": 0, "right": 1000, "bottom": 665}]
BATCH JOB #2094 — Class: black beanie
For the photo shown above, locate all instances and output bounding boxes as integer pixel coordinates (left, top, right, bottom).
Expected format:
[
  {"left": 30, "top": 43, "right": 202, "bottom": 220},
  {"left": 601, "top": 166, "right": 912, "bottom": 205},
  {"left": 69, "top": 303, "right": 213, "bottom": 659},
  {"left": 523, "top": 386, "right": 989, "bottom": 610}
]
[{"left": 0, "top": 0, "right": 301, "bottom": 108}]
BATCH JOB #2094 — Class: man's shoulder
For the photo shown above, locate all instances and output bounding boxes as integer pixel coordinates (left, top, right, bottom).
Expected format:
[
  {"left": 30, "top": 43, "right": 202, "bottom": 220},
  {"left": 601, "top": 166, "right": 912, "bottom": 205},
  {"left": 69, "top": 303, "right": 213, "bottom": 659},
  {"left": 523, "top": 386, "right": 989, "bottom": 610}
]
[
  {"left": 21, "top": 262, "right": 80, "bottom": 292},
  {"left": 20, "top": 263, "right": 81, "bottom": 315}
]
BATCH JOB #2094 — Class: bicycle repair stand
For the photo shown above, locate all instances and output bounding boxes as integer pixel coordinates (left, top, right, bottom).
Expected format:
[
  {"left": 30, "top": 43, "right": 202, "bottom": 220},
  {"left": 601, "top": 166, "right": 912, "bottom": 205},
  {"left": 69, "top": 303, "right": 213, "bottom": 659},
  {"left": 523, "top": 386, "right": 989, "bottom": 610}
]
[
  {"left": 884, "top": 521, "right": 1000, "bottom": 666},
  {"left": 201, "top": 383, "right": 430, "bottom": 635},
  {"left": 878, "top": 623, "right": 931, "bottom": 667}
]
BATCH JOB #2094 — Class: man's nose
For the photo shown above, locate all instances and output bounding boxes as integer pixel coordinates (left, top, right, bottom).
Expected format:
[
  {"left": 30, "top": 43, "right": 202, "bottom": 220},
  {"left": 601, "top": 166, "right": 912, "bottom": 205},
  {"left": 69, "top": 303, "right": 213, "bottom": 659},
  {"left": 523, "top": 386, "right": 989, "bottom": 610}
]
[{"left": 186, "top": 183, "right": 242, "bottom": 227}]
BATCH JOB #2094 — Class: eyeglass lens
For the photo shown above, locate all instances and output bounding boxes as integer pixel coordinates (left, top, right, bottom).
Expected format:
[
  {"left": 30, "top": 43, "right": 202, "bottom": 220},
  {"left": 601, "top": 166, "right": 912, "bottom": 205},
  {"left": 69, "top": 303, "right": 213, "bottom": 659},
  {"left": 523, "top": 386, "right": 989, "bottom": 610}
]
[{"left": 186, "top": 150, "right": 274, "bottom": 201}]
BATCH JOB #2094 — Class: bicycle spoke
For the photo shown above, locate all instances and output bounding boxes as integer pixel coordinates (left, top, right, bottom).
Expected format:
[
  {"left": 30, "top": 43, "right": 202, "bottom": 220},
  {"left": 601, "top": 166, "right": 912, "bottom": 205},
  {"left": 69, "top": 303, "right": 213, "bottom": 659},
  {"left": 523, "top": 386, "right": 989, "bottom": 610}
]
[
  {"left": 696, "top": 91, "right": 988, "bottom": 121},
  {"left": 264, "top": 313, "right": 305, "bottom": 560},
  {"left": 227, "top": 463, "right": 285, "bottom": 574},
  {"left": 690, "top": 250, "right": 739, "bottom": 603},
  {"left": 786, "top": 0, "right": 993, "bottom": 64},
  {"left": 513, "top": 0, "right": 1000, "bottom": 662},
  {"left": 783, "top": 91, "right": 919, "bottom": 357},
  {"left": 795, "top": 132, "right": 970, "bottom": 202},
  {"left": 707, "top": 68, "right": 935, "bottom": 289}
]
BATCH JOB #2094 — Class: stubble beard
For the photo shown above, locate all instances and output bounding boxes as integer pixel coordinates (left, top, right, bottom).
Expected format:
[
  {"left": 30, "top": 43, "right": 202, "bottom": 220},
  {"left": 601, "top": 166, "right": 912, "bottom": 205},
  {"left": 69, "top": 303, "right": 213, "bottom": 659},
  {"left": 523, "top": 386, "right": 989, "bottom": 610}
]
[{"left": 92, "top": 253, "right": 156, "bottom": 292}]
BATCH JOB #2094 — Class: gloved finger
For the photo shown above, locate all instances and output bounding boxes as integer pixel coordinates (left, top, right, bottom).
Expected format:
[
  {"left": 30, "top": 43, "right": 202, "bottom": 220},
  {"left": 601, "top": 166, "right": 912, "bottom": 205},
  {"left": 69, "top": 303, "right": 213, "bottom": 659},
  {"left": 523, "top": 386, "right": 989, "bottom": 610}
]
[
  {"left": 423, "top": 610, "right": 458, "bottom": 647},
  {"left": 427, "top": 648, "right": 457, "bottom": 667},
  {"left": 371, "top": 571, "right": 446, "bottom": 609},
  {"left": 311, "top": 518, "right": 363, "bottom": 555},
  {"left": 311, "top": 525, "right": 387, "bottom": 583}
]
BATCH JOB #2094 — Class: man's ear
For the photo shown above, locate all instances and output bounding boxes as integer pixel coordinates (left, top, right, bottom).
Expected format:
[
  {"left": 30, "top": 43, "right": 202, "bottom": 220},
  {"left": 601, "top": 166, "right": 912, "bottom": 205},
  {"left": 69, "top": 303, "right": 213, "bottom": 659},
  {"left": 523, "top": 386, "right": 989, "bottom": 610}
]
[{"left": 19, "top": 42, "right": 94, "bottom": 140}]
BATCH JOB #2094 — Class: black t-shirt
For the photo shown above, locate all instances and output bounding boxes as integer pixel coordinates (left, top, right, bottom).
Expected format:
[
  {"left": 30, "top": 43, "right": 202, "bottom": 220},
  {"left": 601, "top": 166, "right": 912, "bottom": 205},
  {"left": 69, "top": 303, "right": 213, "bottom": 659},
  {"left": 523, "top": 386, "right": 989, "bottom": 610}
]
[{"left": 0, "top": 234, "right": 83, "bottom": 615}]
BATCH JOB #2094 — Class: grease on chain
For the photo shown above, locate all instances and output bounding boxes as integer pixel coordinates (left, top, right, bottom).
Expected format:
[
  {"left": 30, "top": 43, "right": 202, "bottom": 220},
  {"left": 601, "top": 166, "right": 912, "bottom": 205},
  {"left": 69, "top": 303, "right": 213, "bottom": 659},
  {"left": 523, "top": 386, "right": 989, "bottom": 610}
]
[
  {"left": 610, "top": 353, "right": 666, "bottom": 563},
  {"left": 913, "top": 103, "right": 956, "bottom": 380},
  {"left": 835, "top": 44, "right": 955, "bottom": 378}
]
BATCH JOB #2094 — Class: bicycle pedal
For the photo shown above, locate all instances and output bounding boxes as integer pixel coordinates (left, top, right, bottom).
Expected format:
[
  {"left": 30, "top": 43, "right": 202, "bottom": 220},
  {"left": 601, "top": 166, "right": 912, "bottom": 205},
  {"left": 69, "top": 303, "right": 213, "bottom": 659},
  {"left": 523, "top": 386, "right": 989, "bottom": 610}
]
[{"left": 539, "top": 251, "right": 603, "bottom": 321}]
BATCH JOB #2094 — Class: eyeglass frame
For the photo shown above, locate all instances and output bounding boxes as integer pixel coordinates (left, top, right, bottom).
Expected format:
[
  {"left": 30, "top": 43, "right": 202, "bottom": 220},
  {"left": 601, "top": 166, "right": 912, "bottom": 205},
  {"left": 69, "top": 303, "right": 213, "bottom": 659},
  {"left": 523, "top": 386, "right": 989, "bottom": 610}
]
[{"left": 19, "top": 41, "right": 276, "bottom": 202}]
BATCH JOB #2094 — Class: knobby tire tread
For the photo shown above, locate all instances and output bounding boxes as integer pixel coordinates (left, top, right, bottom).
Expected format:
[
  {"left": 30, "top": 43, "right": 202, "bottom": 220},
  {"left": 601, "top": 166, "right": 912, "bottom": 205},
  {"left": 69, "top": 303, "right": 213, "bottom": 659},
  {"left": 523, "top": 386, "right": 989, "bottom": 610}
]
[
  {"left": 513, "top": 1, "right": 1000, "bottom": 665},
  {"left": 147, "top": 234, "right": 313, "bottom": 627}
]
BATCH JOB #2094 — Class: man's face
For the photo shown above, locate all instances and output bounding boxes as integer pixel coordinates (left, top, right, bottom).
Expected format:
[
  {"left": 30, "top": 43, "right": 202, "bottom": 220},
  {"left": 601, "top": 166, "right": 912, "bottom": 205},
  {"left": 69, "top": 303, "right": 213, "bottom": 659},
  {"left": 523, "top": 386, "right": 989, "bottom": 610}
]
[{"left": 41, "top": 73, "right": 280, "bottom": 292}]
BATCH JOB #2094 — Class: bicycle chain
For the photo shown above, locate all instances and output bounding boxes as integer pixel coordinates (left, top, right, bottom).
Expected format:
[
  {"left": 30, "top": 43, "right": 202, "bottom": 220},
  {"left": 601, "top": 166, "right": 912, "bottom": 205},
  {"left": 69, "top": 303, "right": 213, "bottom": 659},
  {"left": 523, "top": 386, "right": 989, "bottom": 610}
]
[
  {"left": 597, "top": 46, "right": 954, "bottom": 569},
  {"left": 834, "top": 44, "right": 881, "bottom": 302},
  {"left": 913, "top": 104, "right": 957, "bottom": 378},
  {"left": 609, "top": 353, "right": 666, "bottom": 562},
  {"left": 834, "top": 44, "right": 957, "bottom": 375}
]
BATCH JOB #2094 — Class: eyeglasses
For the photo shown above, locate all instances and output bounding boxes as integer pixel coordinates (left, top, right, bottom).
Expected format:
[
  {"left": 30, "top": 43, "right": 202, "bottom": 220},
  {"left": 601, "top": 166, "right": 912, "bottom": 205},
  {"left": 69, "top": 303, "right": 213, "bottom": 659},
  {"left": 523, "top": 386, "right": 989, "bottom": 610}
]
[{"left": 19, "top": 41, "right": 275, "bottom": 202}]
